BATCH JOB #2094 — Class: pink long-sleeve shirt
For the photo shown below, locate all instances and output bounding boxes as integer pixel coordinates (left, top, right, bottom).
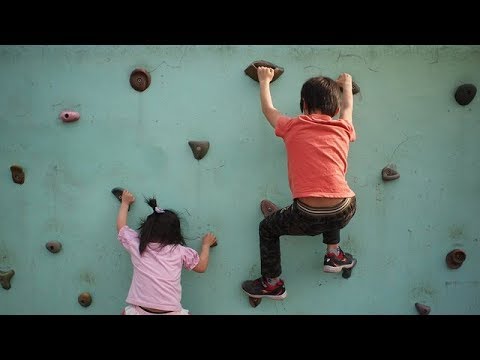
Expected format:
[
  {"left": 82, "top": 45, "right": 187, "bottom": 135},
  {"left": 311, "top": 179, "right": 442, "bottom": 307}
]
[{"left": 118, "top": 225, "right": 200, "bottom": 312}]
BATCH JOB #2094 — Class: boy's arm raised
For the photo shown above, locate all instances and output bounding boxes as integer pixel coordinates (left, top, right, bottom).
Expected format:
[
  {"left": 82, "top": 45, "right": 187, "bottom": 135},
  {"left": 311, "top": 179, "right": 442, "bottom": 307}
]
[
  {"left": 258, "top": 66, "right": 284, "bottom": 128},
  {"left": 337, "top": 73, "right": 354, "bottom": 123}
]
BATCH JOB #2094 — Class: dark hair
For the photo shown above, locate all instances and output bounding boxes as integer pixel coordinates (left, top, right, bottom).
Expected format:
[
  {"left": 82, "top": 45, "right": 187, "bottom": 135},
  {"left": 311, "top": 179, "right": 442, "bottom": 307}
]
[
  {"left": 300, "top": 76, "right": 341, "bottom": 117},
  {"left": 137, "top": 197, "right": 186, "bottom": 255}
]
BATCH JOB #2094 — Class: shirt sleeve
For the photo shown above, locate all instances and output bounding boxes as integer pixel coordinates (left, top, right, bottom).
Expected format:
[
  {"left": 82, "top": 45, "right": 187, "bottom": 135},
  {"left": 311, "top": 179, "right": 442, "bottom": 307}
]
[
  {"left": 339, "top": 118, "right": 356, "bottom": 142},
  {"left": 348, "top": 121, "right": 356, "bottom": 142},
  {"left": 117, "top": 225, "right": 139, "bottom": 251},
  {"left": 181, "top": 247, "right": 200, "bottom": 270},
  {"left": 274, "top": 116, "right": 292, "bottom": 138}
]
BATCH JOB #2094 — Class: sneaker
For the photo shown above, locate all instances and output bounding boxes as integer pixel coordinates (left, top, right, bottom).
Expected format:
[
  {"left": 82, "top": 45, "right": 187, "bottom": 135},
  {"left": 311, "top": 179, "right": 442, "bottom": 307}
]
[
  {"left": 242, "top": 276, "right": 287, "bottom": 300},
  {"left": 323, "top": 247, "right": 356, "bottom": 273}
]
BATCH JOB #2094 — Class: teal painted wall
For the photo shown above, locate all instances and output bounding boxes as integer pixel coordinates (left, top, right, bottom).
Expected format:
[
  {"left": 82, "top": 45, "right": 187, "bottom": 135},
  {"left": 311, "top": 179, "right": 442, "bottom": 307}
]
[{"left": 0, "top": 45, "right": 479, "bottom": 315}]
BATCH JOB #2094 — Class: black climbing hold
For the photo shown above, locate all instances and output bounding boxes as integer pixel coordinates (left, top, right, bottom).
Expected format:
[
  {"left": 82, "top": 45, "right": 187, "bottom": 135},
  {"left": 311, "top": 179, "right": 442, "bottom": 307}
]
[
  {"left": 340, "top": 81, "right": 360, "bottom": 95},
  {"left": 111, "top": 187, "right": 130, "bottom": 211},
  {"left": 382, "top": 164, "right": 400, "bottom": 181},
  {"left": 454, "top": 84, "right": 476, "bottom": 106}
]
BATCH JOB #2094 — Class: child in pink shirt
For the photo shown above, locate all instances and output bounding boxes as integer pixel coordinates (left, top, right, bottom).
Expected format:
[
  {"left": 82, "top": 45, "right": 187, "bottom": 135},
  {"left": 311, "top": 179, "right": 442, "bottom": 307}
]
[
  {"left": 116, "top": 189, "right": 217, "bottom": 315},
  {"left": 242, "top": 69, "right": 357, "bottom": 301}
]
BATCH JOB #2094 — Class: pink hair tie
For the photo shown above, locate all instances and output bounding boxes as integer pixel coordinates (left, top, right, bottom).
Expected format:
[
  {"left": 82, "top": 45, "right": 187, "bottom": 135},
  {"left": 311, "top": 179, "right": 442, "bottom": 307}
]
[{"left": 154, "top": 207, "right": 165, "bottom": 214}]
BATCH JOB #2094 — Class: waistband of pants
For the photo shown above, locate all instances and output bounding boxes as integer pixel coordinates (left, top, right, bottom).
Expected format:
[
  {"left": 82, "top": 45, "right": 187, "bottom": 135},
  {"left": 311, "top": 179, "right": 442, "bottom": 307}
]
[
  {"left": 139, "top": 306, "right": 173, "bottom": 314},
  {"left": 295, "top": 197, "right": 353, "bottom": 215}
]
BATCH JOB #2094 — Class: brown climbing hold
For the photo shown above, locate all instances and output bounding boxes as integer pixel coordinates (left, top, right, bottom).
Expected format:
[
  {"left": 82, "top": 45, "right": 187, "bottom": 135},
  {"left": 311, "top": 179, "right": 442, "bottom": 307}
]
[
  {"left": 130, "top": 68, "right": 151, "bottom": 92},
  {"left": 45, "top": 241, "right": 62, "bottom": 254},
  {"left": 382, "top": 164, "right": 400, "bottom": 181},
  {"left": 244, "top": 60, "right": 284, "bottom": 83},
  {"left": 454, "top": 84, "right": 476, "bottom": 106},
  {"left": 249, "top": 297, "right": 262, "bottom": 307},
  {"left": 0, "top": 269, "right": 14, "bottom": 290},
  {"left": 340, "top": 81, "right": 361, "bottom": 95},
  {"left": 188, "top": 141, "right": 210, "bottom": 160},
  {"left": 415, "top": 302, "right": 431, "bottom": 315},
  {"left": 260, "top": 199, "right": 279, "bottom": 217},
  {"left": 59, "top": 111, "right": 80, "bottom": 123},
  {"left": 10, "top": 165, "right": 25, "bottom": 184},
  {"left": 78, "top": 292, "right": 92, "bottom": 307},
  {"left": 446, "top": 249, "right": 466, "bottom": 269}
]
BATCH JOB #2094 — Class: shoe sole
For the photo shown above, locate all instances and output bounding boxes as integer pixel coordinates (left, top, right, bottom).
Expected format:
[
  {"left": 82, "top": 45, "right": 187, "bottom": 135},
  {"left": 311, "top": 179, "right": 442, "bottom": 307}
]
[
  {"left": 242, "top": 288, "right": 288, "bottom": 300},
  {"left": 323, "top": 258, "right": 357, "bottom": 273}
]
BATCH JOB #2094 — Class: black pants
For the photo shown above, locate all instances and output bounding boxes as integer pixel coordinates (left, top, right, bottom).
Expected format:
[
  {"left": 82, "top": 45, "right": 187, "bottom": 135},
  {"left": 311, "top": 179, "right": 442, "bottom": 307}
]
[{"left": 260, "top": 196, "right": 357, "bottom": 278}]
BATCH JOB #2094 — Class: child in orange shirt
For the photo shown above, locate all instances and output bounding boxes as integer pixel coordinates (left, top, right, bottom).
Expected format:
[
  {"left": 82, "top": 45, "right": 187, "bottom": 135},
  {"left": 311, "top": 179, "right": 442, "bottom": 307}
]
[{"left": 242, "top": 69, "right": 357, "bottom": 300}]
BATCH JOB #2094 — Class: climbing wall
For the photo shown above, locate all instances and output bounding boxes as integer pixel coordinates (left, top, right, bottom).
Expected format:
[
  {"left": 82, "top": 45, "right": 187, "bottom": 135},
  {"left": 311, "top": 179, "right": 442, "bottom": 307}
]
[{"left": 0, "top": 45, "right": 479, "bottom": 314}]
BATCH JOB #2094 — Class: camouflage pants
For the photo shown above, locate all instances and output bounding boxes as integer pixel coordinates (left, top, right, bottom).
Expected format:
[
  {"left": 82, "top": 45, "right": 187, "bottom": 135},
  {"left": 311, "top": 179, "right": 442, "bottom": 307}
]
[{"left": 260, "top": 196, "right": 356, "bottom": 278}]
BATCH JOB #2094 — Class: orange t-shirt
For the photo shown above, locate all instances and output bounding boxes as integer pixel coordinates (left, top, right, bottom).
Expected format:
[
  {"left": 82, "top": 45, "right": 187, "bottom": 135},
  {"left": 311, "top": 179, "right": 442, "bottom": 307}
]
[{"left": 275, "top": 114, "right": 356, "bottom": 199}]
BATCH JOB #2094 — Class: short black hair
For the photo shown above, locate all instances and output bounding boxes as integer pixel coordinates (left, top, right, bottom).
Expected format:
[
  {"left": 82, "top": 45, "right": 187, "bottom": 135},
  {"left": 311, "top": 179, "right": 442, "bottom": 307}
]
[{"left": 300, "top": 76, "right": 341, "bottom": 117}]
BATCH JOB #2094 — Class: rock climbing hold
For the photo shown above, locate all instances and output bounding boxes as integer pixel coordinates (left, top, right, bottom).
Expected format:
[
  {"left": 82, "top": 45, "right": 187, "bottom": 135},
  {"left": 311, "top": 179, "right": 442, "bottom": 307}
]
[
  {"left": 130, "top": 68, "right": 151, "bottom": 92},
  {"left": 188, "top": 141, "right": 210, "bottom": 160},
  {"left": 0, "top": 269, "right": 15, "bottom": 290},
  {"left": 381, "top": 164, "right": 400, "bottom": 181},
  {"left": 59, "top": 111, "right": 80, "bottom": 123},
  {"left": 78, "top": 292, "right": 92, "bottom": 307},
  {"left": 45, "top": 241, "right": 62, "bottom": 254},
  {"left": 415, "top": 302, "right": 431, "bottom": 315},
  {"left": 111, "top": 187, "right": 124, "bottom": 202},
  {"left": 446, "top": 249, "right": 466, "bottom": 269},
  {"left": 10, "top": 165, "right": 25, "bottom": 184},
  {"left": 352, "top": 81, "right": 360, "bottom": 95},
  {"left": 244, "top": 60, "right": 284, "bottom": 83},
  {"left": 454, "top": 84, "right": 476, "bottom": 106},
  {"left": 260, "top": 199, "right": 279, "bottom": 217},
  {"left": 340, "top": 81, "right": 360, "bottom": 95},
  {"left": 111, "top": 187, "right": 130, "bottom": 211}
]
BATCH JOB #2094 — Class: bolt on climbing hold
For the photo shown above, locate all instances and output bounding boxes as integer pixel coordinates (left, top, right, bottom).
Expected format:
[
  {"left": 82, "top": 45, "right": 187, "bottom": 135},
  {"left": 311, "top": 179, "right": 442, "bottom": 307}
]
[
  {"left": 244, "top": 60, "right": 284, "bottom": 83},
  {"left": 59, "top": 111, "right": 80, "bottom": 123},
  {"left": 260, "top": 199, "right": 279, "bottom": 217},
  {"left": 130, "top": 68, "right": 151, "bottom": 92},
  {"left": 45, "top": 241, "right": 62, "bottom": 254},
  {"left": 340, "top": 81, "right": 361, "bottom": 95},
  {"left": 381, "top": 164, "right": 400, "bottom": 181},
  {"left": 0, "top": 269, "right": 15, "bottom": 290},
  {"left": 446, "top": 249, "right": 466, "bottom": 269},
  {"left": 10, "top": 165, "right": 25, "bottom": 184},
  {"left": 454, "top": 84, "right": 476, "bottom": 106},
  {"left": 111, "top": 187, "right": 130, "bottom": 211},
  {"left": 78, "top": 292, "right": 92, "bottom": 307},
  {"left": 188, "top": 141, "right": 210, "bottom": 160},
  {"left": 415, "top": 302, "right": 431, "bottom": 315}
]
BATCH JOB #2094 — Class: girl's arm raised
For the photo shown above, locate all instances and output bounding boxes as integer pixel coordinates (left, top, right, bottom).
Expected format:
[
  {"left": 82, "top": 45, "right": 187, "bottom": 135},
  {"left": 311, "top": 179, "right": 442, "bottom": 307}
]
[
  {"left": 117, "top": 190, "right": 135, "bottom": 232},
  {"left": 193, "top": 232, "right": 217, "bottom": 273}
]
